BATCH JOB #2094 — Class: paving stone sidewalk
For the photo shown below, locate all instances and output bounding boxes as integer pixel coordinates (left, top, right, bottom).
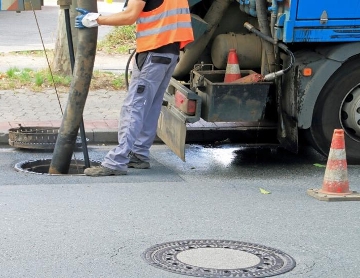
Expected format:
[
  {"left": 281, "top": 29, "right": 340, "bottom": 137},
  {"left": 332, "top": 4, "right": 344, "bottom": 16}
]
[
  {"left": 0, "top": 88, "right": 126, "bottom": 145},
  {"left": 0, "top": 51, "right": 130, "bottom": 146},
  {"left": 0, "top": 0, "right": 131, "bottom": 146}
]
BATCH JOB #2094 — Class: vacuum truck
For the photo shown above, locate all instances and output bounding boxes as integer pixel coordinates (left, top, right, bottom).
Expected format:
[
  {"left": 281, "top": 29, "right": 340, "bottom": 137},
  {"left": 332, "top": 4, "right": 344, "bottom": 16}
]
[{"left": 156, "top": 0, "right": 360, "bottom": 164}]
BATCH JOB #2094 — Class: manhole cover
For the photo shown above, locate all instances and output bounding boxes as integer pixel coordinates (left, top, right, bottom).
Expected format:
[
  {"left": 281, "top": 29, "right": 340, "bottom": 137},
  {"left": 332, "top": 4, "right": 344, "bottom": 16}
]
[
  {"left": 143, "top": 239, "right": 296, "bottom": 277},
  {"left": 15, "top": 158, "right": 101, "bottom": 175}
]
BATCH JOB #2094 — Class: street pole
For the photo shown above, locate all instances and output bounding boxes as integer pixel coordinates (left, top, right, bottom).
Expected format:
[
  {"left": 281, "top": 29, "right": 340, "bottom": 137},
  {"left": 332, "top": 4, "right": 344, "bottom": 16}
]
[{"left": 49, "top": 0, "right": 97, "bottom": 174}]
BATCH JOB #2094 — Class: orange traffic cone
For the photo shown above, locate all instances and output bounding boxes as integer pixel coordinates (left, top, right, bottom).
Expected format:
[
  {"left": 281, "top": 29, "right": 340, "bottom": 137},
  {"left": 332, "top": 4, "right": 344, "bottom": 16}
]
[
  {"left": 224, "top": 49, "right": 241, "bottom": 83},
  {"left": 307, "top": 129, "right": 360, "bottom": 201}
]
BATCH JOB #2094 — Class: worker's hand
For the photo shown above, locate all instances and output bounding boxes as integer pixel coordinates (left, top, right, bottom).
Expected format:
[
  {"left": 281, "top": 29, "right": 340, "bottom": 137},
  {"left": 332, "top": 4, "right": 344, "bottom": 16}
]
[{"left": 75, "top": 8, "right": 100, "bottom": 29}]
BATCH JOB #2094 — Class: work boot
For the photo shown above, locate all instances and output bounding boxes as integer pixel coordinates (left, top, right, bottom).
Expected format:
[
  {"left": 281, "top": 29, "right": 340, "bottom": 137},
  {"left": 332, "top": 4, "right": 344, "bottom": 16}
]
[
  {"left": 84, "top": 165, "right": 127, "bottom": 176},
  {"left": 127, "top": 153, "right": 150, "bottom": 169}
]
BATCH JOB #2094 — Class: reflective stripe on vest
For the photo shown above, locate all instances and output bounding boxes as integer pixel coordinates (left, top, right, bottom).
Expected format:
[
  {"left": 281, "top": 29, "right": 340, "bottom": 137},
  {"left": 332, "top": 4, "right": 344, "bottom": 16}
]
[
  {"left": 137, "top": 22, "right": 193, "bottom": 39},
  {"left": 137, "top": 8, "right": 190, "bottom": 25},
  {"left": 135, "top": 0, "right": 194, "bottom": 52}
]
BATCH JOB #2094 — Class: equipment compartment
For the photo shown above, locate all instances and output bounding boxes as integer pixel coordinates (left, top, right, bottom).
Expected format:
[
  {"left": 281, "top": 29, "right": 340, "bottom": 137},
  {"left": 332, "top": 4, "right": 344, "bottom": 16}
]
[{"left": 191, "top": 70, "right": 272, "bottom": 122}]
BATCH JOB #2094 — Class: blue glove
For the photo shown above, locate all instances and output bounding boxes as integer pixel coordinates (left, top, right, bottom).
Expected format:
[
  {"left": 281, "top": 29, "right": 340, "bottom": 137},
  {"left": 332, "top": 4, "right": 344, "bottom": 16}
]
[{"left": 75, "top": 8, "right": 100, "bottom": 29}]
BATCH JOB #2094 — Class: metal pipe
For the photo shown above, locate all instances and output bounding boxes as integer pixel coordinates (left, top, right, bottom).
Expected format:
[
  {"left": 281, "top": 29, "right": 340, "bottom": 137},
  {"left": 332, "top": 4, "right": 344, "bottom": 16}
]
[{"left": 49, "top": 0, "right": 98, "bottom": 174}]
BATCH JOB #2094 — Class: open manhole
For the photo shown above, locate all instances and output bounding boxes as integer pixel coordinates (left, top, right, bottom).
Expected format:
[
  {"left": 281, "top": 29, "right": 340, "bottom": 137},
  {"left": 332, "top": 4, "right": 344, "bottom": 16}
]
[
  {"left": 143, "top": 239, "right": 296, "bottom": 277},
  {"left": 15, "top": 158, "right": 101, "bottom": 175},
  {"left": 9, "top": 126, "right": 87, "bottom": 150}
]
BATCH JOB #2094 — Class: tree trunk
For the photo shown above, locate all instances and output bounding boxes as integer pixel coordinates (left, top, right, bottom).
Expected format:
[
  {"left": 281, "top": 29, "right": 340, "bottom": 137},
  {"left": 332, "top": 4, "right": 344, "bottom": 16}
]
[{"left": 52, "top": 3, "right": 78, "bottom": 75}]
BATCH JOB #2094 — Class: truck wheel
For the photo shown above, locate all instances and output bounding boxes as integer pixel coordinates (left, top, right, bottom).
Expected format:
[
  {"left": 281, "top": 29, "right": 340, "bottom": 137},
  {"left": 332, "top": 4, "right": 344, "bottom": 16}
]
[{"left": 310, "top": 57, "right": 360, "bottom": 164}]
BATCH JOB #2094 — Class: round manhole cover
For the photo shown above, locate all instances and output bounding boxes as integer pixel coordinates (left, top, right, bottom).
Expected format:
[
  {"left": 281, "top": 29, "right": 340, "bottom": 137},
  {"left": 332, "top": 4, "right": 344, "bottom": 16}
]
[{"left": 143, "top": 239, "right": 296, "bottom": 277}]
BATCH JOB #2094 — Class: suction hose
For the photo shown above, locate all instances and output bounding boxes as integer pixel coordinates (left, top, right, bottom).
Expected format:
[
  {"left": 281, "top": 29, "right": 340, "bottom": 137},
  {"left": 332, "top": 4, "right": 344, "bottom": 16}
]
[
  {"left": 49, "top": 0, "right": 97, "bottom": 174},
  {"left": 64, "top": 8, "right": 90, "bottom": 168},
  {"left": 125, "top": 49, "right": 136, "bottom": 90},
  {"left": 244, "top": 22, "right": 294, "bottom": 81}
]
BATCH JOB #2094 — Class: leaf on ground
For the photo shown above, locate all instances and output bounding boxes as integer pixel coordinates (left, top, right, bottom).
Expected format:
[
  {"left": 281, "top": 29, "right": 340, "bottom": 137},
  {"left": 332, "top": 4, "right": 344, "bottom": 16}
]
[
  {"left": 313, "top": 163, "right": 326, "bottom": 168},
  {"left": 259, "top": 188, "right": 271, "bottom": 194}
]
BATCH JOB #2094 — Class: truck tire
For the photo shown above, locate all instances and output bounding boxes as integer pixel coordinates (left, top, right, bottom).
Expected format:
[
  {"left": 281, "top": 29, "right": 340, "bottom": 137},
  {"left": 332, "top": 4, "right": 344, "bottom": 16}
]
[{"left": 309, "top": 56, "right": 360, "bottom": 164}]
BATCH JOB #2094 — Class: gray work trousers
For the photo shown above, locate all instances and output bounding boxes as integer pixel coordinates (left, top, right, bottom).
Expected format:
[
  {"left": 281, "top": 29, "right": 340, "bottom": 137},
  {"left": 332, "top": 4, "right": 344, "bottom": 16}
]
[{"left": 102, "top": 52, "right": 179, "bottom": 171}]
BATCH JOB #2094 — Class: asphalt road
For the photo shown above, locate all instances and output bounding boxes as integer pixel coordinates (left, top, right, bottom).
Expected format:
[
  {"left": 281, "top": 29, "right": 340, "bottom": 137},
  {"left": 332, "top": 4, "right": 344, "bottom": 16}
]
[
  {"left": 0, "top": 0, "right": 124, "bottom": 53},
  {"left": 1, "top": 143, "right": 360, "bottom": 277}
]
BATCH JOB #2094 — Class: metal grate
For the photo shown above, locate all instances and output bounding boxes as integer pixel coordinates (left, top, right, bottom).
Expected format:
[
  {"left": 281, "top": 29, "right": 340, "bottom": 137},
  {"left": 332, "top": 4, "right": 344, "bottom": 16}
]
[{"left": 8, "top": 126, "right": 84, "bottom": 150}]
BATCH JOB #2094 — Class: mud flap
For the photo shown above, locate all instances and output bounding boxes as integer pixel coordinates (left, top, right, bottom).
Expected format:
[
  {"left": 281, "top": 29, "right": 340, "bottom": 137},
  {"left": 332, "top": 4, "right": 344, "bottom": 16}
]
[
  {"left": 157, "top": 107, "right": 187, "bottom": 161},
  {"left": 156, "top": 78, "right": 202, "bottom": 161}
]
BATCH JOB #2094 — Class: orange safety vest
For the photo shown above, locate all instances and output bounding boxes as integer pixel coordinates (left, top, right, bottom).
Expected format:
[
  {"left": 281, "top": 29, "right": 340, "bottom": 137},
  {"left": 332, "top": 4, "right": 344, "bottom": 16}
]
[{"left": 136, "top": 0, "right": 194, "bottom": 53}]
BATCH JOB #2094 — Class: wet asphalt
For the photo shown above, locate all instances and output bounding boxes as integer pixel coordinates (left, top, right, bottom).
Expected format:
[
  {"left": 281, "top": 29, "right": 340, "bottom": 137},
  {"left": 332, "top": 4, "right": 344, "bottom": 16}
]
[{"left": 1, "top": 143, "right": 360, "bottom": 277}]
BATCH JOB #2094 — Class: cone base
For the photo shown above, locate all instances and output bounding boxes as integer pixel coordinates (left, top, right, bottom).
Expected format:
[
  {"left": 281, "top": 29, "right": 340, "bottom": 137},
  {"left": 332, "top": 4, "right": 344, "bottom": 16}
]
[
  {"left": 307, "top": 189, "right": 360, "bottom": 202},
  {"left": 318, "top": 189, "right": 351, "bottom": 195}
]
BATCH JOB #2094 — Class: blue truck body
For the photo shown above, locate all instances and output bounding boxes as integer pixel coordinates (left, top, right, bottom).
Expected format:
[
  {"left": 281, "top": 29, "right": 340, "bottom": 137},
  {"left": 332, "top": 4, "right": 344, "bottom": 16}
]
[
  {"left": 283, "top": 0, "right": 360, "bottom": 42},
  {"left": 236, "top": 0, "right": 360, "bottom": 42}
]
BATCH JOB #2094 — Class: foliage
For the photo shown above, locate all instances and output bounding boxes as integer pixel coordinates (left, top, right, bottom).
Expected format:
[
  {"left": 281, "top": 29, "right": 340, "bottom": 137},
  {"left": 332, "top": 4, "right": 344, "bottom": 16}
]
[
  {"left": 97, "top": 25, "right": 136, "bottom": 54},
  {"left": 0, "top": 26, "right": 133, "bottom": 91},
  {"left": 0, "top": 67, "right": 126, "bottom": 91}
]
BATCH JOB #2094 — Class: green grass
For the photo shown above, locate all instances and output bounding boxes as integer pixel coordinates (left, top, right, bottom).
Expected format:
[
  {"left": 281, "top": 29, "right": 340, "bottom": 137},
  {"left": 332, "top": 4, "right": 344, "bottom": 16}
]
[
  {"left": 0, "top": 26, "right": 133, "bottom": 91},
  {"left": 98, "top": 25, "right": 136, "bottom": 54},
  {"left": 6, "top": 67, "right": 20, "bottom": 78},
  {"left": 0, "top": 67, "right": 72, "bottom": 91},
  {"left": 18, "top": 68, "right": 33, "bottom": 82},
  {"left": 111, "top": 75, "right": 125, "bottom": 88},
  {"left": 0, "top": 67, "right": 126, "bottom": 91},
  {"left": 12, "top": 50, "right": 53, "bottom": 56},
  {"left": 34, "top": 72, "right": 45, "bottom": 86}
]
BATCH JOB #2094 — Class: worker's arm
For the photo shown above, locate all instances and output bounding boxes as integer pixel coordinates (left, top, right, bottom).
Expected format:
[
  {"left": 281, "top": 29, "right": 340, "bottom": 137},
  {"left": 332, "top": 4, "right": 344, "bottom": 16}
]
[
  {"left": 98, "top": 0, "right": 145, "bottom": 26},
  {"left": 75, "top": 0, "right": 145, "bottom": 29}
]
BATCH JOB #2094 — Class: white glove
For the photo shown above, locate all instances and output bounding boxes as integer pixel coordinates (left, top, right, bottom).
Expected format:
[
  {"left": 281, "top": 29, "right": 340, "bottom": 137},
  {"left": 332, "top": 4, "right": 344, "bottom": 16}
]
[{"left": 82, "top": 13, "right": 101, "bottom": 28}]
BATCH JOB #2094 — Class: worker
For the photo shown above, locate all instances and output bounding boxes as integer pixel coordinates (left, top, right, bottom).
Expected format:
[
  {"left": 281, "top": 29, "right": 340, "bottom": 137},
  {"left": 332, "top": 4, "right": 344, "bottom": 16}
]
[{"left": 75, "top": 0, "right": 194, "bottom": 176}]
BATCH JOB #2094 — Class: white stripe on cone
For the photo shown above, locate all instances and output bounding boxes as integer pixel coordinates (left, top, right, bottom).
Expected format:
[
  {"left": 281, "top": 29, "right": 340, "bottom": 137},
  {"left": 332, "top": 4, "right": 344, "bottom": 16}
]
[{"left": 226, "top": 64, "right": 240, "bottom": 74}]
